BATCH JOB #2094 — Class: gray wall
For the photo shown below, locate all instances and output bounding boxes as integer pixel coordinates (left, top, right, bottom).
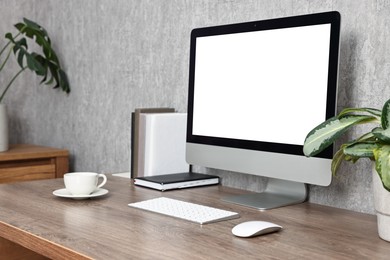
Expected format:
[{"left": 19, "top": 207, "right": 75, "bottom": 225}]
[{"left": 1, "top": 0, "right": 389, "bottom": 214}]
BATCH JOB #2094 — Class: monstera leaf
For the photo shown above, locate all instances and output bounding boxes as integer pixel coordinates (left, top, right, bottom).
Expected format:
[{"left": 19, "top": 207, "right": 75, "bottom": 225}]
[{"left": 0, "top": 18, "right": 70, "bottom": 102}]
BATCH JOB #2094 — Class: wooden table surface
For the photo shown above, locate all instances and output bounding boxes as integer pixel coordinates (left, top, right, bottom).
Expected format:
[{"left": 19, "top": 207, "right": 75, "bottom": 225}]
[{"left": 0, "top": 175, "right": 389, "bottom": 259}]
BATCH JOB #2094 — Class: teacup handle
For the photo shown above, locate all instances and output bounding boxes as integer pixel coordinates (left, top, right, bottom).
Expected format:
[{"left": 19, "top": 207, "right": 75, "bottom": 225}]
[{"left": 97, "top": 174, "right": 107, "bottom": 189}]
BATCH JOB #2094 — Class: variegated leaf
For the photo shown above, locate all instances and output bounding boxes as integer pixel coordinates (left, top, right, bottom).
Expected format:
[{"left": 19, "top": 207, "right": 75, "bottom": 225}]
[
  {"left": 303, "top": 115, "right": 376, "bottom": 157},
  {"left": 338, "top": 107, "right": 382, "bottom": 118},
  {"left": 373, "top": 145, "right": 390, "bottom": 192},
  {"left": 343, "top": 142, "right": 379, "bottom": 158},
  {"left": 372, "top": 127, "right": 390, "bottom": 142},
  {"left": 381, "top": 99, "right": 390, "bottom": 129},
  {"left": 331, "top": 147, "right": 346, "bottom": 176}
]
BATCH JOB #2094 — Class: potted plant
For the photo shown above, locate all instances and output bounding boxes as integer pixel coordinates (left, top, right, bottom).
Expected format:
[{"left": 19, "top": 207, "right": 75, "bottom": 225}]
[
  {"left": 303, "top": 98, "right": 390, "bottom": 242},
  {"left": 0, "top": 18, "right": 70, "bottom": 151}
]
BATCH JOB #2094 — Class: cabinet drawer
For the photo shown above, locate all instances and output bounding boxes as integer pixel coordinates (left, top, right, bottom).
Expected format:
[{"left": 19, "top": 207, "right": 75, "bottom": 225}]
[{"left": 0, "top": 165, "right": 55, "bottom": 184}]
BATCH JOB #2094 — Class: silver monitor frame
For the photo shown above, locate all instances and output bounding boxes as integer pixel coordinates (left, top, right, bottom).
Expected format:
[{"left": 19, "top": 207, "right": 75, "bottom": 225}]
[{"left": 186, "top": 11, "right": 341, "bottom": 210}]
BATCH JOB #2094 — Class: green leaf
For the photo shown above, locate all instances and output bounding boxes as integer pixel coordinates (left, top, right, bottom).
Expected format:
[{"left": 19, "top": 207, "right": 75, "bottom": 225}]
[
  {"left": 5, "top": 33, "right": 15, "bottom": 43},
  {"left": 1, "top": 18, "right": 70, "bottom": 102},
  {"left": 16, "top": 50, "right": 25, "bottom": 68},
  {"left": 303, "top": 115, "right": 377, "bottom": 157},
  {"left": 381, "top": 99, "right": 390, "bottom": 129},
  {"left": 374, "top": 145, "right": 390, "bottom": 192},
  {"left": 23, "top": 18, "right": 42, "bottom": 31},
  {"left": 344, "top": 154, "right": 361, "bottom": 163},
  {"left": 338, "top": 107, "right": 382, "bottom": 118},
  {"left": 14, "top": 46, "right": 27, "bottom": 68},
  {"left": 59, "top": 69, "right": 70, "bottom": 93},
  {"left": 331, "top": 146, "right": 347, "bottom": 175},
  {"left": 14, "top": 38, "right": 28, "bottom": 51},
  {"left": 47, "top": 61, "right": 60, "bottom": 86},
  {"left": 355, "top": 132, "right": 376, "bottom": 142},
  {"left": 343, "top": 142, "right": 380, "bottom": 158},
  {"left": 25, "top": 52, "right": 46, "bottom": 76},
  {"left": 13, "top": 38, "right": 28, "bottom": 69},
  {"left": 14, "top": 22, "right": 26, "bottom": 34},
  {"left": 34, "top": 32, "right": 51, "bottom": 49},
  {"left": 372, "top": 127, "right": 390, "bottom": 142},
  {"left": 33, "top": 55, "right": 49, "bottom": 83}
]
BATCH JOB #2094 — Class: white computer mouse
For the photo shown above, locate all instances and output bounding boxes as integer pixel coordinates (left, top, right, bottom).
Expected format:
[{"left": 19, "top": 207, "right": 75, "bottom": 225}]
[{"left": 232, "top": 221, "right": 282, "bottom": 238}]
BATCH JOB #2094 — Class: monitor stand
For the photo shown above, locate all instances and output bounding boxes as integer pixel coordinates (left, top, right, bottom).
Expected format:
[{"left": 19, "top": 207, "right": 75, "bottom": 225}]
[{"left": 222, "top": 178, "right": 307, "bottom": 210}]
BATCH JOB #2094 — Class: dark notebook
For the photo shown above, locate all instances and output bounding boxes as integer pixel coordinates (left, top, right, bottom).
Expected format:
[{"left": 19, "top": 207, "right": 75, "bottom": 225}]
[{"left": 133, "top": 172, "right": 219, "bottom": 191}]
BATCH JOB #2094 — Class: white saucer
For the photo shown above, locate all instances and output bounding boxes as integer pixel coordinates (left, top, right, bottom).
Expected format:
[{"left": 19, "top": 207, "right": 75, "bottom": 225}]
[{"left": 53, "top": 188, "right": 109, "bottom": 200}]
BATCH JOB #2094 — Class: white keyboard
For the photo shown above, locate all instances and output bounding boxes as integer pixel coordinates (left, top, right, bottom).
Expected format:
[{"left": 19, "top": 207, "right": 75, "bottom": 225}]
[{"left": 128, "top": 197, "right": 239, "bottom": 224}]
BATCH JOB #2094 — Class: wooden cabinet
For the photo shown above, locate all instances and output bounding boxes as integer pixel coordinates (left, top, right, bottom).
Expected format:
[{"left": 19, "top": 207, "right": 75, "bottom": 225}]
[{"left": 0, "top": 144, "right": 69, "bottom": 184}]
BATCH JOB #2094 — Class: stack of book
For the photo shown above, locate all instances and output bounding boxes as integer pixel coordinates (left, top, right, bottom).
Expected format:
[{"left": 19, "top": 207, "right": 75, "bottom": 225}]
[
  {"left": 130, "top": 107, "right": 219, "bottom": 191},
  {"left": 131, "top": 108, "right": 189, "bottom": 178}
]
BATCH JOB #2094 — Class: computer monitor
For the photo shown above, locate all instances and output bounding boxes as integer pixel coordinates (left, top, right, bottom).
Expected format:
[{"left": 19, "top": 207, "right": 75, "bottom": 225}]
[{"left": 186, "top": 11, "right": 341, "bottom": 210}]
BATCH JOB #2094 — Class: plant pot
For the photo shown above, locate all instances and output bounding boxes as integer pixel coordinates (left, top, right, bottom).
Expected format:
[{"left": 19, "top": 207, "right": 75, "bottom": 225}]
[
  {"left": 373, "top": 164, "right": 390, "bottom": 242},
  {"left": 0, "top": 104, "right": 8, "bottom": 152}
]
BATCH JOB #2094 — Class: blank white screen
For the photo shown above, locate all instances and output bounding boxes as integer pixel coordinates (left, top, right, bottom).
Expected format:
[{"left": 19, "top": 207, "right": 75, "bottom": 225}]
[{"left": 192, "top": 24, "right": 331, "bottom": 145}]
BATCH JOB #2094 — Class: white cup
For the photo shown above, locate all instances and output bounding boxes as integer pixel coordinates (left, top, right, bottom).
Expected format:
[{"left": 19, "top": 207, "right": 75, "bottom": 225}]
[{"left": 64, "top": 172, "right": 107, "bottom": 196}]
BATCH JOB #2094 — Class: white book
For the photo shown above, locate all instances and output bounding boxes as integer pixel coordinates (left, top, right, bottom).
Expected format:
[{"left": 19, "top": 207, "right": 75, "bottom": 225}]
[{"left": 138, "top": 113, "right": 189, "bottom": 177}]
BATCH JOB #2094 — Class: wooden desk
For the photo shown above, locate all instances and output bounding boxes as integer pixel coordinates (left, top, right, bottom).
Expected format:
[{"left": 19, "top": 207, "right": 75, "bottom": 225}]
[
  {"left": 0, "top": 144, "right": 69, "bottom": 184},
  {"left": 0, "top": 176, "right": 389, "bottom": 259}
]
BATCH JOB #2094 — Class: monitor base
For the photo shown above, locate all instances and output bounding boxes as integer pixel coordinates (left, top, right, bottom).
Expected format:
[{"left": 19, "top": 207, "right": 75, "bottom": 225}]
[{"left": 222, "top": 178, "right": 307, "bottom": 210}]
